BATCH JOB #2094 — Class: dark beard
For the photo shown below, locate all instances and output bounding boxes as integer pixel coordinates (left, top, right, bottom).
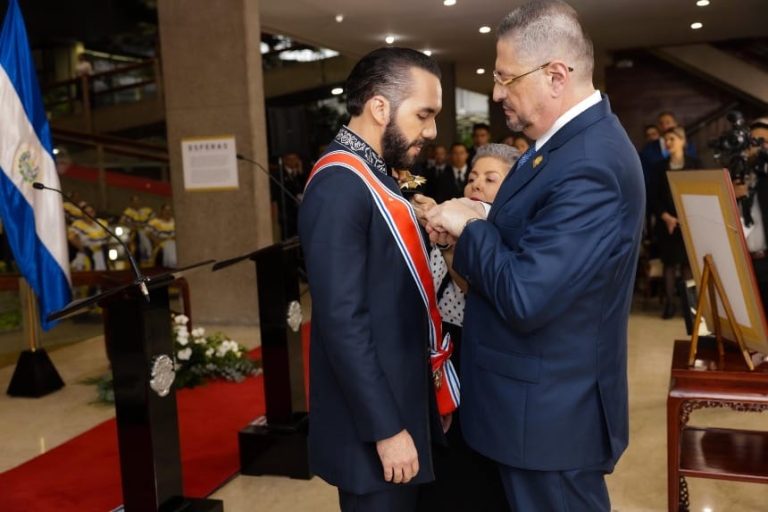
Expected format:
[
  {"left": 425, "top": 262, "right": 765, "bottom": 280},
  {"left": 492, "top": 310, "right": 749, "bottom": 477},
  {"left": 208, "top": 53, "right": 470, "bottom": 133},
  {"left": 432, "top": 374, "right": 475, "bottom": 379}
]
[{"left": 381, "top": 120, "right": 422, "bottom": 170}]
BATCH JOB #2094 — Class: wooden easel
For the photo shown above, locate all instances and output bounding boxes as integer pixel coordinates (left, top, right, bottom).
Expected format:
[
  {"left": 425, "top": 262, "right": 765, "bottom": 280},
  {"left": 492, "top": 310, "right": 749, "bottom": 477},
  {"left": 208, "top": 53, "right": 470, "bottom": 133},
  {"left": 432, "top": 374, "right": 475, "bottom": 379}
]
[{"left": 688, "top": 254, "right": 755, "bottom": 370}]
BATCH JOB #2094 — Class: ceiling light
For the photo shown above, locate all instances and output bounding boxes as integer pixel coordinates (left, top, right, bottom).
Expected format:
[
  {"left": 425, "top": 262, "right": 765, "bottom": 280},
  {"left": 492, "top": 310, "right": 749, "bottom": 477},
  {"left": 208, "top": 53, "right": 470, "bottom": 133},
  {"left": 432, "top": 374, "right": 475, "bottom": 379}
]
[
  {"left": 479, "top": 26, "right": 491, "bottom": 34},
  {"left": 443, "top": 0, "right": 456, "bottom": 6},
  {"left": 335, "top": 14, "right": 344, "bottom": 23},
  {"left": 696, "top": 0, "right": 710, "bottom": 6},
  {"left": 52, "top": 147, "right": 60, "bottom": 155},
  {"left": 385, "top": 35, "right": 395, "bottom": 44},
  {"left": 476, "top": 68, "right": 485, "bottom": 75},
  {"left": 423, "top": 49, "right": 433, "bottom": 56},
  {"left": 690, "top": 21, "right": 703, "bottom": 29},
  {"left": 331, "top": 87, "right": 344, "bottom": 95}
]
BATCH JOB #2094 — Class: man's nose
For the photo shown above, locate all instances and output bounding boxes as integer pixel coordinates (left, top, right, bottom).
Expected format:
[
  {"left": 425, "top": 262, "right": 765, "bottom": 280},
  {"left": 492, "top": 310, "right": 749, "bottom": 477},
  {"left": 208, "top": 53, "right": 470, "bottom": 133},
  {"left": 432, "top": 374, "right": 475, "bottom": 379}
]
[{"left": 492, "top": 83, "right": 506, "bottom": 103}]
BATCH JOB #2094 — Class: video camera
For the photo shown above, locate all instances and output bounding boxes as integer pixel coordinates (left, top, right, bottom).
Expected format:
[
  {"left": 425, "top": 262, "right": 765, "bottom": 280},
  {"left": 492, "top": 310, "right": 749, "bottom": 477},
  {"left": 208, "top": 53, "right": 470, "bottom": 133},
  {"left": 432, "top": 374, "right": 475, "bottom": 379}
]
[{"left": 709, "top": 110, "right": 768, "bottom": 183}]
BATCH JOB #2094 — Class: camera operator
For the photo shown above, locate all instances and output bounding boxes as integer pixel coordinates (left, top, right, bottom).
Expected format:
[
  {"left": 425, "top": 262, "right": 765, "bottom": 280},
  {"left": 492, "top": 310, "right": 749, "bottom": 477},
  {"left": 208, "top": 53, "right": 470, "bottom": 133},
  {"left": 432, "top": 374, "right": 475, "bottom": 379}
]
[{"left": 733, "top": 117, "right": 768, "bottom": 316}]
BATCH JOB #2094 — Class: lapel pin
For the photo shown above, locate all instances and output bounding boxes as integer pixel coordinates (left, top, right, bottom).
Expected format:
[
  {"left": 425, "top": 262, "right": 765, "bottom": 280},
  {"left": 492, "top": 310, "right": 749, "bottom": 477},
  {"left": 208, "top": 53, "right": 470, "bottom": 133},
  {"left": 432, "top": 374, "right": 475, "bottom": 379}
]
[{"left": 533, "top": 155, "right": 543, "bottom": 168}]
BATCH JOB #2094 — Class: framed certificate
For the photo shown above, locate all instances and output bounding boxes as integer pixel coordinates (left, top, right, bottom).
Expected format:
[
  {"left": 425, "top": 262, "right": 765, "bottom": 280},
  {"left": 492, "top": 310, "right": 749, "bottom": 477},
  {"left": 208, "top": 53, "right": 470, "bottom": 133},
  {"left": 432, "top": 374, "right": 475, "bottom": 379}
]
[{"left": 667, "top": 169, "right": 768, "bottom": 354}]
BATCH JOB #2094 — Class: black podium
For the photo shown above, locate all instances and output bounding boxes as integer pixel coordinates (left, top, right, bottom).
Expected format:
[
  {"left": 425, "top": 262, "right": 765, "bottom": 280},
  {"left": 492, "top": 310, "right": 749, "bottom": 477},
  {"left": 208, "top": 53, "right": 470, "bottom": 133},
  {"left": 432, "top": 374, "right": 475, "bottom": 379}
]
[
  {"left": 214, "top": 237, "right": 310, "bottom": 479},
  {"left": 48, "top": 262, "right": 223, "bottom": 512}
]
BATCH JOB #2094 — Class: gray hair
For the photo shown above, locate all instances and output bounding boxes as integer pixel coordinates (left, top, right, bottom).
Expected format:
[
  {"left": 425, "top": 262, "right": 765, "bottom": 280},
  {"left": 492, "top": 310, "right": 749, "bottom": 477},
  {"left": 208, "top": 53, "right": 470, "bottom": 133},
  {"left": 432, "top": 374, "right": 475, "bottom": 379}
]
[
  {"left": 497, "top": 0, "right": 594, "bottom": 82},
  {"left": 471, "top": 143, "right": 520, "bottom": 168}
]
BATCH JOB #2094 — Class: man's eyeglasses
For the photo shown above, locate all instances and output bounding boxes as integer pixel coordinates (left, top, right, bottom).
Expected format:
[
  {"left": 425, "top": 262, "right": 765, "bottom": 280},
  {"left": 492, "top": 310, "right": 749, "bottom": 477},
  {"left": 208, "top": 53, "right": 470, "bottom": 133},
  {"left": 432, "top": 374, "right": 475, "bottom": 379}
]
[{"left": 492, "top": 62, "right": 574, "bottom": 87}]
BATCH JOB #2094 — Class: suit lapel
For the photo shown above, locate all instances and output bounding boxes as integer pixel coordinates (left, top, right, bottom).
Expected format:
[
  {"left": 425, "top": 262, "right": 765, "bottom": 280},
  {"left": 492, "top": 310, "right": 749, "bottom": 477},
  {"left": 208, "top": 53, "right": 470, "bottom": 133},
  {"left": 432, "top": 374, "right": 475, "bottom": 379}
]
[
  {"left": 488, "top": 96, "right": 612, "bottom": 222},
  {"left": 489, "top": 153, "right": 547, "bottom": 222}
]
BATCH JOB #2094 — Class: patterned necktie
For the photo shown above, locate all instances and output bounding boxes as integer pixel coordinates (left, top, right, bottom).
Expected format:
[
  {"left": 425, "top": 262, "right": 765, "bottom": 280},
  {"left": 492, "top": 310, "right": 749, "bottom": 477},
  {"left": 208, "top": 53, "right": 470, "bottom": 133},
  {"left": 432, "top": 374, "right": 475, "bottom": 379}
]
[{"left": 516, "top": 147, "right": 535, "bottom": 170}]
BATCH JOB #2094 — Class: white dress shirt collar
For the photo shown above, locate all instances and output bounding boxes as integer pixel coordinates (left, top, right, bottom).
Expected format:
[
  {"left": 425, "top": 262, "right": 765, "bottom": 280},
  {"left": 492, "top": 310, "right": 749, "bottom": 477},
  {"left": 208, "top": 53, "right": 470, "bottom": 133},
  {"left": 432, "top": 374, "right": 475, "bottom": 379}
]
[{"left": 534, "top": 90, "right": 602, "bottom": 151}]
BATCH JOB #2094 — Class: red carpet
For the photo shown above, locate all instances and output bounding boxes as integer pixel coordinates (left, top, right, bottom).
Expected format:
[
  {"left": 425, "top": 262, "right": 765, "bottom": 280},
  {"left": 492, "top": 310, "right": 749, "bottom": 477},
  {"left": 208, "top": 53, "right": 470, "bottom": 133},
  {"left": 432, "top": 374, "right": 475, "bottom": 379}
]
[{"left": 0, "top": 324, "right": 309, "bottom": 512}]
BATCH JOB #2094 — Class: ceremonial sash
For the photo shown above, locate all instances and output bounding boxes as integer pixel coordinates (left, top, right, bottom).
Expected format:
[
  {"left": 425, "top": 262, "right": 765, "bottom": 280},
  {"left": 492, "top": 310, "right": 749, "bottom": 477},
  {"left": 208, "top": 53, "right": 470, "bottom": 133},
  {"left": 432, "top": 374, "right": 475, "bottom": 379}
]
[{"left": 306, "top": 150, "right": 460, "bottom": 415}]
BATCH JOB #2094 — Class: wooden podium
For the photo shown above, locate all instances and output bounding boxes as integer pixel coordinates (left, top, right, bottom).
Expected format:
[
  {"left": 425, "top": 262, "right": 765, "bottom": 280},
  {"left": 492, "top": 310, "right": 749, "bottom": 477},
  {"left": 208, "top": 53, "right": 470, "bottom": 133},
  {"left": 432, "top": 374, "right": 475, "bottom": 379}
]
[
  {"left": 213, "top": 237, "right": 310, "bottom": 479},
  {"left": 48, "top": 262, "right": 223, "bottom": 512},
  {"left": 667, "top": 339, "right": 768, "bottom": 511}
]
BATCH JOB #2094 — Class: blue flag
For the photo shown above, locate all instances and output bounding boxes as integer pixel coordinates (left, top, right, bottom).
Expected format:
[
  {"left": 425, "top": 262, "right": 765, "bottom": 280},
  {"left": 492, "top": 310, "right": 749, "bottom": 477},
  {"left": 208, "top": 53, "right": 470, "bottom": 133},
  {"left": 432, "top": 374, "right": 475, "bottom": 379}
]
[{"left": 0, "top": 0, "right": 71, "bottom": 330}]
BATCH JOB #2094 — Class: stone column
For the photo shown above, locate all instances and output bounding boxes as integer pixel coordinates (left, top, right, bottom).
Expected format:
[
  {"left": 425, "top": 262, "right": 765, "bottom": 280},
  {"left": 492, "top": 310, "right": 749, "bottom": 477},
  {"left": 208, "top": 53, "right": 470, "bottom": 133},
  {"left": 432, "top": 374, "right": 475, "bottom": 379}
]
[
  {"left": 436, "top": 61, "right": 458, "bottom": 147},
  {"left": 158, "top": 0, "right": 271, "bottom": 324}
]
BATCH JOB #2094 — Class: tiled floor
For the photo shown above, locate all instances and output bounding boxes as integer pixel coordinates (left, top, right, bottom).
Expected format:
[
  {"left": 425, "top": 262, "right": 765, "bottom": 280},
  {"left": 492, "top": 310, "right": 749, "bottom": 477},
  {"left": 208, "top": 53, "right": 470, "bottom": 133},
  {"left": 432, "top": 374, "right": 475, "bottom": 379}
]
[{"left": 1, "top": 308, "right": 766, "bottom": 511}]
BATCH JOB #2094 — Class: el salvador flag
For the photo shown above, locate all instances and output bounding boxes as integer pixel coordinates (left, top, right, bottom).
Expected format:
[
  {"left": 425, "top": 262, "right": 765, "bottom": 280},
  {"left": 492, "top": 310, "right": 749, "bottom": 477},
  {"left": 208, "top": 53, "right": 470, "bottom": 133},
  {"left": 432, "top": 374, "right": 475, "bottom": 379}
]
[{"left": 0, "top": 0, "right": 71, "bottom": 330}]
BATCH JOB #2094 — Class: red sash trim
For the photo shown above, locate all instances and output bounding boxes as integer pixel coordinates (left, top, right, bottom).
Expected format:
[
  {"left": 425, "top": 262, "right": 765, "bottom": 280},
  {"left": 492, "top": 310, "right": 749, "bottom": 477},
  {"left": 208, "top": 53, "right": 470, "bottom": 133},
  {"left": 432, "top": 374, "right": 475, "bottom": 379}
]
[{"left": 306, "top": 150, "right": 459, "bottom": 414}]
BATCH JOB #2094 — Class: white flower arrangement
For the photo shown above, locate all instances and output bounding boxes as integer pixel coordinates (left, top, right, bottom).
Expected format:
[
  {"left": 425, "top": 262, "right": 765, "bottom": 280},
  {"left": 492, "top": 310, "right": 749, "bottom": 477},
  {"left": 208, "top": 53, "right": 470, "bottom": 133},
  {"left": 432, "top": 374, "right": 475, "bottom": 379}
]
[
  {"left": 172, "top": 314, "right": 259, "bottom": 388},
  {"left": 85, "top": 313, "right": 259, "bottom": 404}
]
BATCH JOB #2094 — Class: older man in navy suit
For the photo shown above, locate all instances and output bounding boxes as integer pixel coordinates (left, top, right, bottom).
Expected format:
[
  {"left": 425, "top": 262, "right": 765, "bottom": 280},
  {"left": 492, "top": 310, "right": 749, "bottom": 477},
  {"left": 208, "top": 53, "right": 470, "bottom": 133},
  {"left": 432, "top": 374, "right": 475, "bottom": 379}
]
[
  {"left": 424, "top": 1, "right": 644, "bottom": 510},
  {"left": 299, "top": 47, "right": 447, "bottom": 511}
]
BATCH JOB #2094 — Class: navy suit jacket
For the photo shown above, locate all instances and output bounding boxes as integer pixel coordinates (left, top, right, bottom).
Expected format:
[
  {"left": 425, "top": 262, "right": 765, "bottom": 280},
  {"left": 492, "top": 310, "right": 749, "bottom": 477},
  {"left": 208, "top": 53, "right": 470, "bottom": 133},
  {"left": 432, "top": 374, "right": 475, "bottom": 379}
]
[
  {"left": 453, "top": 96, "right": 644, "bottom": 471},
  {"left": 298, "top": 131, "right": 440, "bottom": 494}
]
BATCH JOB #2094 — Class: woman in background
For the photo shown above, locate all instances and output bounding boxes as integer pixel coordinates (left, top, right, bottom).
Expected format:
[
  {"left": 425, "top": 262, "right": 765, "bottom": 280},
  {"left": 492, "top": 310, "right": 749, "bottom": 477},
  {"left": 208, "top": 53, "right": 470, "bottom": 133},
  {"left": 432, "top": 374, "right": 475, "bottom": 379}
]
[{"left": 651, "top": 126, "right": 702, "bottom": 318}]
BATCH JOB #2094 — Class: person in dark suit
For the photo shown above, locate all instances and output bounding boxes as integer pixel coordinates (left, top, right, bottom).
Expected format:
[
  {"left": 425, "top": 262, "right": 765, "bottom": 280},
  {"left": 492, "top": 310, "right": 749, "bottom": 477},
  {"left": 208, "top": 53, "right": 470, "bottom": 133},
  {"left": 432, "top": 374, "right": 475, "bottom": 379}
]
[
  {"left": 467, "top": 123, "right": 491, "bottom": 165},
  {"left": 298, "top": 47, "right": 446, "bottom": 512},
  {"left": 430, "top": 143, "right": 469, "bottom": 204},
  {"left": 423, "top": 1, "right": 644, "bottom": 510},
  {"left": 639, "top": 111, "right": 697, "bottom": 192},
  {"left": 416, "top": 144, "right": 448, "bottom": 198},
  {"left": 649, "top": 127, "right": 701, "bottom": 319}
]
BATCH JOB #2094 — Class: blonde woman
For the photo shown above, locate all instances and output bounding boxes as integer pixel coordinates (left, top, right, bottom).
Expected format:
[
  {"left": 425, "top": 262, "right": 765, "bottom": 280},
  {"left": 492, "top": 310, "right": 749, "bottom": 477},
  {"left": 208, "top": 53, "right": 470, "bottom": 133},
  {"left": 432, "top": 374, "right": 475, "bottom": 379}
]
[{"left": 650, "top": 126, "right": 702, "bottom": 318}]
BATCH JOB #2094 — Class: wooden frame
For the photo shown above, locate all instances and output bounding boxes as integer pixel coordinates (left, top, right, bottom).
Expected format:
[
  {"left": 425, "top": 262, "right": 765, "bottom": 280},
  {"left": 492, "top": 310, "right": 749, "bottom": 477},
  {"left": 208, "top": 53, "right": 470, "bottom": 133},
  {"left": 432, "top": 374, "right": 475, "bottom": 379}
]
[{"left": 667, "top": 169, "right": 768, "bottom": 357}]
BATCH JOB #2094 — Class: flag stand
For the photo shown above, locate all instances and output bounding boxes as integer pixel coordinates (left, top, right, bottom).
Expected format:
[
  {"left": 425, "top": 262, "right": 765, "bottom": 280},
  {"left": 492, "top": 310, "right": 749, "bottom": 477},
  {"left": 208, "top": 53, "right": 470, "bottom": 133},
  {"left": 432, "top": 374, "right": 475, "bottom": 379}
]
[{"left": 6, "top": 278, "right": 64, "bottom": 397}]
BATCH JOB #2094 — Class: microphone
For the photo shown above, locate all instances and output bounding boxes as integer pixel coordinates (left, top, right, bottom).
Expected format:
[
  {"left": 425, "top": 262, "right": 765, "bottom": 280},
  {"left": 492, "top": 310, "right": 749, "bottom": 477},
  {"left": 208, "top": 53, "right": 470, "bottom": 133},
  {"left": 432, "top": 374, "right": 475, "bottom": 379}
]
[
  {"left": 33, "top": 182, "right": 150, "bottom": 302},
  {"left": 236, "top": 153, "right": 301, "bottom": 205}
]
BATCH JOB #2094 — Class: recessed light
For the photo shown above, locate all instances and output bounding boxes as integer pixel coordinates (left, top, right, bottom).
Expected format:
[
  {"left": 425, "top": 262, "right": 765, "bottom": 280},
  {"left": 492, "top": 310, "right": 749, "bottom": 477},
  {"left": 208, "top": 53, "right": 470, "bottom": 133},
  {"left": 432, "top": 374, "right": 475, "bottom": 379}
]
[
  {"left": 53, "top": 147, "right": 60, "bottom": 155},
  {"left": 479, "top": 26, "right": 491, "bottom": 34},
  {"left": 690, "top": 21, "right": 703, "bottom": 29},
  {"left": 423, "top": 49, "right": 433, "bottom": 56},
  {"left": 443, "top": 0, "right": 456, "bottom": 6},
  {"left": 696, "top": 0, "right": 710, "bottom": 6},
  {"left": 476, "top": 68, "right": 485, "bottom": 75},
  {"left": 331, "top": 87, "right": 344, "bottom": 95},
  {"left": 385, "top": 35, "right": 395, "bottom": 44},
  {"left": 335, "top": 14, "right": 344, "bottom": 23}
]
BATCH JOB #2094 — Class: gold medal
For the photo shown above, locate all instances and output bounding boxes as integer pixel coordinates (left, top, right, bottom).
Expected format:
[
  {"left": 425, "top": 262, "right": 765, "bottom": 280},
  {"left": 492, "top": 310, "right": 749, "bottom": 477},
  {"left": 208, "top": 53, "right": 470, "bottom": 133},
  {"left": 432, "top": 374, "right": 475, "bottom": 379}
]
[{"left": 397, "top": 170, "right": 427, "bottom": 190}]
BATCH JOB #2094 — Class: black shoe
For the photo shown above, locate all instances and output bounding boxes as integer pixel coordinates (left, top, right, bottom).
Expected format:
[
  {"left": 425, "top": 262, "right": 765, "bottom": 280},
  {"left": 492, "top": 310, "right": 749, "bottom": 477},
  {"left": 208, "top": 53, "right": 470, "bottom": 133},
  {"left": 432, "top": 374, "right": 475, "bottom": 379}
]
[{"left": 662, "top": 303, "right": 676, "bottom": 319}]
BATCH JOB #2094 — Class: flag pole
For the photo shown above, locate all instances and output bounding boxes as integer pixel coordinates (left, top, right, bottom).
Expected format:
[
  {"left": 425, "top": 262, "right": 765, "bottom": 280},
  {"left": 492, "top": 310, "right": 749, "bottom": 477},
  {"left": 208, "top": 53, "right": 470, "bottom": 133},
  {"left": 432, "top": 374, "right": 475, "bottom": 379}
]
[
  {"left": 20, "top": 277, "right": 39, "bottom": 351},
  {"left": 6, "top": 278, "right": 64, "bottom": 397}
]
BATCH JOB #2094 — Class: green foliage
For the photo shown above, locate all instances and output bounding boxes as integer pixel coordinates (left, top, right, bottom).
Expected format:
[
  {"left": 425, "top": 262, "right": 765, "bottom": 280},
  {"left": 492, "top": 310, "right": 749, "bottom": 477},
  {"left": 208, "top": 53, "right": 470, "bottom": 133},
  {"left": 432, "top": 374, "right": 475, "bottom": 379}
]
[{"left": 84, "top": 314, "right": 260, "bottom": 405}]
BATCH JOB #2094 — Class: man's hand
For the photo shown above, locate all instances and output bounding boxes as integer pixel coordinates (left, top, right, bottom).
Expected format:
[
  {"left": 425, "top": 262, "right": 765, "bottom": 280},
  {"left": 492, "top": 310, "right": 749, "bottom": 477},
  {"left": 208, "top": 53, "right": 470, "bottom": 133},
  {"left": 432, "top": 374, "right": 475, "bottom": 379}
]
[
  {"left": 456, "top": 197, "right": 488, "bottom": 218},
  {"left": 412, "top": 194, "right": 437, "bottom": 227},
  {"left": 376, "top": 429, "right": 419, "bottom": 484},
  {"left": 734, "top": 182, "right": 749, "bottom": 199},
  {"left": 425, "top": 198, "right": 482, "bottom": 238}
]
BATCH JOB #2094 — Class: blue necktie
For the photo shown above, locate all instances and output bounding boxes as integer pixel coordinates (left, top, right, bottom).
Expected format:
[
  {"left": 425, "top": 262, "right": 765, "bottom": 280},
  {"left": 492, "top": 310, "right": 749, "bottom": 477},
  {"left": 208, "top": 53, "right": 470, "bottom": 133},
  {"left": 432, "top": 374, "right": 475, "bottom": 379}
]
[{"left": 516, "top": 147, "right": 535, "bottom": 170}]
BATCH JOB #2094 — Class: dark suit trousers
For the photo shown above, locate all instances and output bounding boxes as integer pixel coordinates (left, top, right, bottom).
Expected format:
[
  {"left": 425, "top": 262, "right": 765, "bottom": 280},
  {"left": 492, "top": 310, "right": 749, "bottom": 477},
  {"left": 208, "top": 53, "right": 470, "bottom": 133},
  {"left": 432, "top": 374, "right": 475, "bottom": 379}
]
[
  {"left": 339, "top": 487, "right": 418, "bottom": 512},
  {"left": 497, "top": 462, "right": 611, "bottom": 512}
]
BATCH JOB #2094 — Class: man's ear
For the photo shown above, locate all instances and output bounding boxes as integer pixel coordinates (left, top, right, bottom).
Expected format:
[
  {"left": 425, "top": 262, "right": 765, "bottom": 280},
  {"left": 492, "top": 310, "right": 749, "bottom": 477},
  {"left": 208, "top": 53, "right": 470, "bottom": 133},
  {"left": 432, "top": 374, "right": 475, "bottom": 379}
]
[
  {"left": 548, "top": 61, "right": 569, "bottom": 97},
  {"left": 367, "top": 94, "right": 391, "bottom": 127}
]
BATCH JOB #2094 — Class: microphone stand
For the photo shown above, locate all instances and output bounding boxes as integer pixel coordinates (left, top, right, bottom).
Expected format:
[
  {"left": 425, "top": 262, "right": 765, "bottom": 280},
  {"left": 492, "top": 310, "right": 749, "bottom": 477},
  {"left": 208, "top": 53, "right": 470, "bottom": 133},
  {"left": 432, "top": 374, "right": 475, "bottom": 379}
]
[
  {"left": 33, "top": 182, "right": 150, "bottom": 301},
  {"left": 235, "top": 153, "right": 301, "bottom": 206}
]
